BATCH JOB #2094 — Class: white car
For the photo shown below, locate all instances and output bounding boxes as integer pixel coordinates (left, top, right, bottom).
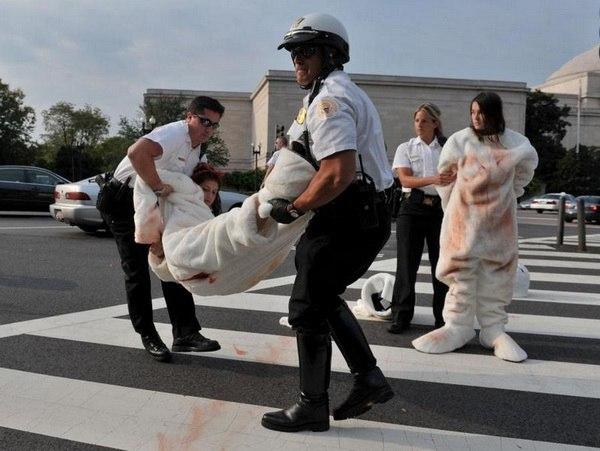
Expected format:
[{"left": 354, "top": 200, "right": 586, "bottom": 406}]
[
  {"left": 50, "top": 175, "right": 248, "bottom": 233},
  {"left": 530, "top": 193, "right": 576, "bottom": 214}
]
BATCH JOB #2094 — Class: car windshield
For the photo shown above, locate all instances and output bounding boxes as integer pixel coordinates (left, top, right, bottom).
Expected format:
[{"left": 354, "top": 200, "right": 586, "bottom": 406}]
[{"left": 580, "top": 196, "right": 600, "bottom": 203}]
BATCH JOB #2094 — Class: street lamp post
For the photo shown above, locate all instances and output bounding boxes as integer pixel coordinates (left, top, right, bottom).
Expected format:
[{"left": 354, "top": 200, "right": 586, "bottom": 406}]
[
  {"left": 251, "top": 142, "right": 261, "bottom": 192},
  {"left": 140, "top": 115, "right": 156, "bottom": 136}
]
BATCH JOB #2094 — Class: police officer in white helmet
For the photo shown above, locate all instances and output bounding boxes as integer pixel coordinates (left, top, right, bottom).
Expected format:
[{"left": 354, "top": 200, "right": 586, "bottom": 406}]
[{"left": 262, "top": 13, "right": 395, "bottom": 433}]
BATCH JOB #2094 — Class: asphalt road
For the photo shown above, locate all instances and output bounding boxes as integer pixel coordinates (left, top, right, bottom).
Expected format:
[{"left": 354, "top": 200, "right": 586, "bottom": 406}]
[
  {"left": 0, "top": 210, "right": 595, "bottom": 324},
  {"left": 0, "top": 209, "right": 599, "bottom": 449}
]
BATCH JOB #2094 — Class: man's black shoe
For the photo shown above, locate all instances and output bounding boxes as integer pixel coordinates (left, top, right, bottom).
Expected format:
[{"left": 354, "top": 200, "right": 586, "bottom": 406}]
[
  {"left": 172, "top": 332, "right": 221, "bottom": 352},
  {"left": 141, "top": 334, "right": 171, "bottom": 362},
  {"left": 388, "top": 322, "right": 410, "bottom": 334},
  {"left": 261, "top": 393, "right": 329, "bottom": 432},
  {"left": 333, "top": 367, "right": 394, "bottom": 421}
]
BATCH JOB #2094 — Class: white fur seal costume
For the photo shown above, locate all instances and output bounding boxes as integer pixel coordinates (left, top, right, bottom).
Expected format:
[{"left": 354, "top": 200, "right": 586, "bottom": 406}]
[
  {"left": 133, "top": 148, "right": 316, "bottom": 296},
  {"left": 412, "top": 127, "right": 538, "bottom": 362}
]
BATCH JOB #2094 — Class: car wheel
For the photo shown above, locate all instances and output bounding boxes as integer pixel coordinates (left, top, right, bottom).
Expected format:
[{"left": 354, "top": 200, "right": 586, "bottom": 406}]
[
  {"left": 565, "top": 218, "right": 574, "bottom": 223},
  {"left": 537, "top": 210, "right": 543, "bottom": 214},
  {"left": 77, "top": 225, "right": 100, "bottom": 233}
]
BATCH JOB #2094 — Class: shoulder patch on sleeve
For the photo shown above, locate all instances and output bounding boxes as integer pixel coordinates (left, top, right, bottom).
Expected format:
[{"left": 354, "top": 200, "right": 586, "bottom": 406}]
[{"left": 315, "top": 97, "right": 339, "bottom": 120}]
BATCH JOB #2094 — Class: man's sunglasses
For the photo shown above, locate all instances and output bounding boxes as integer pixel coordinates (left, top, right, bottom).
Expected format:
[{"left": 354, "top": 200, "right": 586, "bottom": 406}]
[
  {"left": 193, "top": 114, "right": 220, "bottom": 130},
  {"left": 290, "top": 46, "right": 319, "bottom": 61}
]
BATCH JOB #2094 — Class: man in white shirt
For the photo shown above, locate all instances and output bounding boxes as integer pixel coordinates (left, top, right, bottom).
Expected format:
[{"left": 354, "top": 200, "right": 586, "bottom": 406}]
[
  {"left": 264, "top": 135, "right": 288, "bottom": 181},
  {"left": 103, "top": 96, "right": 224, "bottom": 363}
]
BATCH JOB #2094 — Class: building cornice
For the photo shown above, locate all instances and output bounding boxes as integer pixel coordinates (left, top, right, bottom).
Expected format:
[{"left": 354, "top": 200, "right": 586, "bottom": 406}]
[
  {"left": 145, "top": 88, "right": 250, "bottom": 101},
  {"left": 251, "top": 70, "right": 528, "bottom": 97}
]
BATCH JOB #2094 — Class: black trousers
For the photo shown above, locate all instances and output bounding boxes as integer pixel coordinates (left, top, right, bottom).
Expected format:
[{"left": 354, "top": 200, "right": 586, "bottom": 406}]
[
  {"left": 289, "top": 190, "right": 391, "bottom": 333},
  {"left": 391, "top": 201, "right": 447, "bottom": 326},
  {"left": 102, "top": 190, "right": 200, "bottom": 339}
]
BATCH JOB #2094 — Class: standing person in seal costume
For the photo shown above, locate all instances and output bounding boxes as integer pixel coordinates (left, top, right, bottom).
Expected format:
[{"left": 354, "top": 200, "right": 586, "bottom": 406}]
[
  {"left": 412, "top": 92, "right": 538, "bottom": 363},
  {"left": 261, "top": 13, "right": 395, "bottom": 433}
]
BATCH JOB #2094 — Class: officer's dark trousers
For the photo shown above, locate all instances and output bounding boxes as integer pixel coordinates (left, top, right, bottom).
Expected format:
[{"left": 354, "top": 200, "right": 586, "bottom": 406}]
[
  {"left": 102, "top": 190, "right": 200, "bottom": 339},
  {"left": 289, "top": 190, "right": 391, "bottom": 373},
  {"left": 391, "top": 200, "right": 447, "bottom": 326}
]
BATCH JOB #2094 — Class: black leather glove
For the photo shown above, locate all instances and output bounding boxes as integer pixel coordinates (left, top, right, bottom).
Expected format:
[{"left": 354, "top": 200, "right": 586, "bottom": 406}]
[{"left": 269, "top": 198, "right": 304, "bottom": 224}]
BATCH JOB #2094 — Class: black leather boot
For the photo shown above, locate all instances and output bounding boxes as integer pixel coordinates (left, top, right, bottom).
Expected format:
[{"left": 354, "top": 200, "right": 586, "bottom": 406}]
[
  {"left": 327, "top": 302, "right": 394, "bottom": 420},
  {"left": 261, "top": 332, "right": 331, "bottom": 432}
]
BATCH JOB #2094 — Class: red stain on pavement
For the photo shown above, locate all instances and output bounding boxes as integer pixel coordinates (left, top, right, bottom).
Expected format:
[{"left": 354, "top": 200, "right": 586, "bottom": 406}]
[
  {"left": 233, "top": 345, "right": 247, "bottom": 356},
  {"left": 155, "top": 400, "right": 226, "bottom": 450}
]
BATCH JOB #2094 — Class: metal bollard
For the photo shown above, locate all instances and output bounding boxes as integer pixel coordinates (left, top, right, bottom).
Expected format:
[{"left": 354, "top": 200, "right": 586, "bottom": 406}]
[
  {"left": 577, "top": 197, "right": 587, "bottom": 252},
  {"left": 556, "top": 195, "right": 565, "bottom": 246}
]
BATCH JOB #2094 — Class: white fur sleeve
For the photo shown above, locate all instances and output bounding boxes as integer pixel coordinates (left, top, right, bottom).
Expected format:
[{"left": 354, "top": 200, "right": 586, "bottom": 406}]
[
  {"left": 513, "top": 140, "right": 538, "bottom": 198},
  {"left": 436, "top": 131, "right": 463, "bottom": 210}
]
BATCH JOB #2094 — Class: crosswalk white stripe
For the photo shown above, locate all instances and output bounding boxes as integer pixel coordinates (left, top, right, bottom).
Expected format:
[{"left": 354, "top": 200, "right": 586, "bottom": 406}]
[
  {"left": 1, "top": 368, "right": 592, "bottom": 451},
  {"left": 367, "top": 258, "right": 600, "bottom": 285},
  {"left": 29, "top": 317, "right": 600, "bottom": 400},
  {"left": 517, "top": 249, "right": 600, "bottom": 260},
  {"left": 388, "top": 250, "right": 600, "bottom": 264},
  {"left": 190, "top": 293, "right": 600, "bottom": 340},
  {"left": 248, "top": 266, "right": 600, "bottom": 306},
  {"left": 518, "top": 243, "right": 555, "bottom": 250}
]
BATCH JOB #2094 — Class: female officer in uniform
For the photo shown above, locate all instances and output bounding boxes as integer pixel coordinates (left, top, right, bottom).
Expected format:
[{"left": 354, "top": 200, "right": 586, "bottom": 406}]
[
  {"left": 261, "top": 13, "right": 395, "bottom": 433},
  {"left": 389, "top": 104, "right": 455, "bottom": 333}
]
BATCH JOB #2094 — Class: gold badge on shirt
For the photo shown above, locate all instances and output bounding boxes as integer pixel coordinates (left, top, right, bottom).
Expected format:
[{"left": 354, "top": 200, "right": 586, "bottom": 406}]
[{"left": 295, "top": 107, "right": 307, "bottom": 125}]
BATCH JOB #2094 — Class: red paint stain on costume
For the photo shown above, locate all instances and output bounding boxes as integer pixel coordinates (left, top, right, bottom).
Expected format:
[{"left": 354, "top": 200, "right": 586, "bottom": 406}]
[{"left": 181, "top": 272, "right": 216, "bottom": 283}]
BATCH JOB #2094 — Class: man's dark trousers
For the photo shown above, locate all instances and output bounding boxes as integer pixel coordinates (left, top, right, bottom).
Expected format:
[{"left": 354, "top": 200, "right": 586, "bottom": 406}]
[{"left": 103, "top": 190, "right": 200, "bottom": 339}]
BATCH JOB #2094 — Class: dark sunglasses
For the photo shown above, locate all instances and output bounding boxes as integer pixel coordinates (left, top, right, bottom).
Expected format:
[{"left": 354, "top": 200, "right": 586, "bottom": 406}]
[
  {"left": 290, "top": 46, "right": 319, "bottom": 61},
  {"left": 193, "top": 114, "right": 220, "bottom": 130}
]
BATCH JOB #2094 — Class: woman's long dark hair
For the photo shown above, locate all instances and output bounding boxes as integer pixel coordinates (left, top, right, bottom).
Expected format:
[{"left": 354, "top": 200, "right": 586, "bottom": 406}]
[
  {"left": 470, "top": 91, "right": 505, "bottom": 141},
  {"left": 191, "top": 163, "right": 223, "bottom": 216}
]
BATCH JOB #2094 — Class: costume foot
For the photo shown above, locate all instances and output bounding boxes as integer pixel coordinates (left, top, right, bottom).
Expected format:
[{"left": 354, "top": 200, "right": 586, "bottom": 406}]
[
  {"left": 479, "top": 328, "right": 527, "bottom": 362},
  {"left": 412, "top": 324, "right": 475, "bottom": 354}
]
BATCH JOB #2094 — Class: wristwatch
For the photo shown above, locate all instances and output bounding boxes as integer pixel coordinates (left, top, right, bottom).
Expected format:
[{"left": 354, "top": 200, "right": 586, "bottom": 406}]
[{"left": 287, "top": 202, "right": 304, "bottom": 219}]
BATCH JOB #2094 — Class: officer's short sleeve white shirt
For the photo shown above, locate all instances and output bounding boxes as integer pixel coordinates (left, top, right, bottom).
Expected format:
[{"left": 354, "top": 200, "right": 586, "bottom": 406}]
[
  {"left": 392, "top": 136, "right": 442, "bottom": 195},
  {"left": 288, "top": 71, "right": 393, "bottom": 192},
  {"left": 114, "top": 120, "right": 206, "bottom": 186}
]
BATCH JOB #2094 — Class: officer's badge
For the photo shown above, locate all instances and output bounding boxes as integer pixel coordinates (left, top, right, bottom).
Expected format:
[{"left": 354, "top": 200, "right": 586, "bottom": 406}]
[
  {"left": 296, "top": 107, "right": 307, "bottom": 124},
  {"left": 316, "top": 97, "right": 339, "bottom": 120}
]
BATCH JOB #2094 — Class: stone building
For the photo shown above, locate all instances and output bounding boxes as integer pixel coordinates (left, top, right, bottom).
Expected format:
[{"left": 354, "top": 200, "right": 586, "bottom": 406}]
[
  {"left": 535, "top": 45, "right": 600, "bottom": 151},
  {"left": 145, "top": 73, "right": 528, "bottom": 171},
  {"left": 146, "top": 46, "right": 600, "bottom": 172}
]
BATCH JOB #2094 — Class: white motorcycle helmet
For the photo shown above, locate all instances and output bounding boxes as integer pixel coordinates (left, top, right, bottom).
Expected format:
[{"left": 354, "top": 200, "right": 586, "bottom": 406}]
[
  {"left": 513, "top": 262, "right": 530, "bottom": 298},
  {"left": 278, "top": 13, "right": 350, "bottom": 65}
]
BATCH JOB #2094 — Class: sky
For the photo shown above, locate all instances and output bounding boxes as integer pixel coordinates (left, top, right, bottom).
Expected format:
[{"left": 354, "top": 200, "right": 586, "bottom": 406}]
[{"left": 1, "top": 0, "right": 598, "bottom": 139}]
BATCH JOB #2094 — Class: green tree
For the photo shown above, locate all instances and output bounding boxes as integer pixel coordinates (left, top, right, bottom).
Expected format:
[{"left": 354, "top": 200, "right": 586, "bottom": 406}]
[
  {"left": 41, "top": 102, "right": 110, "bottom": 179},
  {"left": 552, "top": 146, "right": 600, "bottom": 195},
  {"left": 42, "top": 102, "right": 109, "bottom": 148},
  {"left": 0, "top": 79, "right": 36, "bottom": 164},
  {"left": 525, "top": 90, "right": 571, "bottom": 187},
  {"left": 143, "top": 95, "right": 186, "bottom": 126},
  {"left": 90, "top": 136, "right": 133, "bottom": 173}
]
